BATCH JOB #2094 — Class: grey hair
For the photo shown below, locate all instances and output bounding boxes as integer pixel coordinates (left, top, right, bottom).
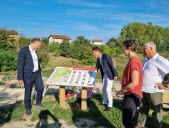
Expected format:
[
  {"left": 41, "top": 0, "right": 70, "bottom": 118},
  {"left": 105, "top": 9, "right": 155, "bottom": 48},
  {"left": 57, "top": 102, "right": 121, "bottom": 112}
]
[{"left": 144, "top": 41, "right": 156, "bottom": 50}]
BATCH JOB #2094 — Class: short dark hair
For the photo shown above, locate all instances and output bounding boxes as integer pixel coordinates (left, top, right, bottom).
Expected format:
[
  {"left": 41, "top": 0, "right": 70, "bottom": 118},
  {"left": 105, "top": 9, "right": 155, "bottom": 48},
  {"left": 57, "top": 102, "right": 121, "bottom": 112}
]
[
  {"left": 92, "top": 47, "right": 101, "bottom": 52},
  {"left": 31, "top": 38, "right": 41, "bottom": 43},
  {"left": 123, "top": 39, "right": 138, "bottom": 52}
]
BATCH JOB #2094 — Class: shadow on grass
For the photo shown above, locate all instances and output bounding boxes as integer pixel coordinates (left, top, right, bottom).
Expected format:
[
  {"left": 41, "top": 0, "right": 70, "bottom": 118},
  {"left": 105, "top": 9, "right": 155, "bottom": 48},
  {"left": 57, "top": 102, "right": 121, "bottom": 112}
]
[
  {"left": 133, "top": 105, "right": 169, "bottom": 128},
  {"left": 41, "top": 88, "right": 169, "bottom": 127},
  {"left": 68, "top": 93, "right": 123, "bottom": 128},
  {"left": 0, "top": 106, "right": 14, "bottom": 127},
  {"left": 0, "top": 101, "right": 23, "bottom": 127},
  {"left": 140, "top": 116, "right": 169, "bottom": 128},
  {"left": 162, "top": 122, "right": 169, "bottom": 128},
  {"left": 35, "top": 109, "right": 61, "bottom": 128},
  {"left": 44, "top": 87, "right": 59, "bottom": 102},
  {"left": 113, "top": 98, "right": 123, "bottom": 110}
]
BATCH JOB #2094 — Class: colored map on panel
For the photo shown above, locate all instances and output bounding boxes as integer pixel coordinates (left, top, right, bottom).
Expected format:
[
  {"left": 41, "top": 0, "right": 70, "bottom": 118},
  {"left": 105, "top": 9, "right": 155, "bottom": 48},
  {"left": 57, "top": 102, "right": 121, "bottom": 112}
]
[
  {"left": 47, "top": 67, "right": 72, "bottom": 84},
  {"left": 46, "top": 67, "right": 97, "bottom": 87}
]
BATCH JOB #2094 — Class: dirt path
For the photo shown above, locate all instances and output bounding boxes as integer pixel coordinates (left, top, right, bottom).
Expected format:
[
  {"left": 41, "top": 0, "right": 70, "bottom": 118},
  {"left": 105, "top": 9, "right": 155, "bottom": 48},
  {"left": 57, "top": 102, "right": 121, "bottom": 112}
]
[
  {"left": 0, "top": 81, "right": 169, "bottom": 128},
  {"left": 1, "top": 118, "right": 106, "bottom": 128}
]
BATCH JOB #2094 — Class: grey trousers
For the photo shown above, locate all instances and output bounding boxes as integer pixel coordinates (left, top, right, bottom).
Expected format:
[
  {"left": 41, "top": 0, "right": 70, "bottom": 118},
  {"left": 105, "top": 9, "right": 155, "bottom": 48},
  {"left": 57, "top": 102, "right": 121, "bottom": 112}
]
[{"left": 137, "top": 92, "right": 163, "bottom": 128}]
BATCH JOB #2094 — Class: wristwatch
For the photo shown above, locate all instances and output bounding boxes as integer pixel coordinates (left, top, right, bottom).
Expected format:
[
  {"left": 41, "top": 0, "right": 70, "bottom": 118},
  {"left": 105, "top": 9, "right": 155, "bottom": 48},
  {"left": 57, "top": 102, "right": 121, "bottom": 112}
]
[{"left": 162, "top": 82, "right": 169, "bottom": 88}]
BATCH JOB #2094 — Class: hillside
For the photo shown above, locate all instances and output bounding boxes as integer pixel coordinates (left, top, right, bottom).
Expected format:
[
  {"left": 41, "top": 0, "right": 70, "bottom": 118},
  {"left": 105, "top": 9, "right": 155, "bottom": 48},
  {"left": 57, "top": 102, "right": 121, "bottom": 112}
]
[
  {"left": 43, "top": 52, "right": 169, "bottom": 80},
  {"left": 42, "top": 54, "right": 142, "bottom": 80},
  {"left": 46, "top": 55, "right": 82, "bottom": 68}
]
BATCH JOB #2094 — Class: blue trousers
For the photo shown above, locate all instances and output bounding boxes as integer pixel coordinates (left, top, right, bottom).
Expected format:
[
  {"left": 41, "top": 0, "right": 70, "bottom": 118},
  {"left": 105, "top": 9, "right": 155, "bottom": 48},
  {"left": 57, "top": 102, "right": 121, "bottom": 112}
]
[{"left": 24, "top": 70, "right": 44, "bottom": 110}]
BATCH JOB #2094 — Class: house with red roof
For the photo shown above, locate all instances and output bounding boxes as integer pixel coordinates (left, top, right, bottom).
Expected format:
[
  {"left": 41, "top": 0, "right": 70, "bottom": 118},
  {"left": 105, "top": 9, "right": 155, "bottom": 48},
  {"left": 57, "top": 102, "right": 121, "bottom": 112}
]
[
  {"left": 48, "top": 34, "right": 71, "bottom": 45},
  {"left": 92, "top": 39, "right": 103, "bottom": 45}
]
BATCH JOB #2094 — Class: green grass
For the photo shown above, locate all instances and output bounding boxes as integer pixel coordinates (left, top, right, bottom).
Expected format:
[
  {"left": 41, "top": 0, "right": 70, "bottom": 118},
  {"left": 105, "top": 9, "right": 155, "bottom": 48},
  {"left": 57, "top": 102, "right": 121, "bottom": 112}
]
[
  {"left": 0, "top": 81, "right": 5, "bottom": 86},
  {"left": 0, "top": 54, "right": 142, "bottom": 81},
  {"left": 42, "top": 69, "right": 54, "bottom": 78},
  {"left": 1, "top": 94, "right": 169, "bottom": 128},
  {"left": 42, "top": 54, "right": 129, "bottom": 80},
  {"left": 45, "top": 56, "right": 81, "bottom": 69}
]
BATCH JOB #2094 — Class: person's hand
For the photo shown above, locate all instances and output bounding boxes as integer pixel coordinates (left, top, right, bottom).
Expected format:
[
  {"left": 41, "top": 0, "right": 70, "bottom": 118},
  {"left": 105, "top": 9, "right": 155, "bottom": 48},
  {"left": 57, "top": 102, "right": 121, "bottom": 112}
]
[
  {"left": 135, "top": 125, "right": 142, "bottom": 128},
  {"left": 116, "top": 90, "right": 122, "bottom": 98},
  {"left": 18, "top": 80, "right": 24, "bottom": 85},
  {"left": 114, "top": 76, "right": 118, "bottom": 81},
  {"left": 154, "top": 83, "right": 165, "bottom": 90}
]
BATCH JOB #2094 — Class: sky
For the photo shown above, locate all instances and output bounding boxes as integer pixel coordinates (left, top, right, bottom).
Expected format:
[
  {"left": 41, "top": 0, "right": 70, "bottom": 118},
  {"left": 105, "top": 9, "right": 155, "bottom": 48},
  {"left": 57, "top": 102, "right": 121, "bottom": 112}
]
[{"left": 0, "top": 0, "right": 169, "bottom": 43}]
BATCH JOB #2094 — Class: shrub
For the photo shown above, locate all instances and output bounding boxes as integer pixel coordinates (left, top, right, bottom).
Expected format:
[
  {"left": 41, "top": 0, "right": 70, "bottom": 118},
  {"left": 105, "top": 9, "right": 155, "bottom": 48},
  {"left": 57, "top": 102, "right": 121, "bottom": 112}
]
[
  {"left": 0, "top": 81, "right": 5, "bottom": 85},
  {"left": 0, "top": 49, "right": 18, "bottom": 72}
]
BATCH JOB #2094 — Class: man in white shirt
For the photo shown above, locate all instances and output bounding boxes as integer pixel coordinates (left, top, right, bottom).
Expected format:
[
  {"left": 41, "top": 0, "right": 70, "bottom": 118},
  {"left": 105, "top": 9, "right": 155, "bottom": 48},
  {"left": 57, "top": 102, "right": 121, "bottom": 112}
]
[
  {"left": 29, "top": 45, "right": 39, "bottom": 72},
  {"left": 17, "top": 38, "right": 44, "bottom": 115},
  {"left": 136, "top": 42, "right": 169, "bottom": 128}
]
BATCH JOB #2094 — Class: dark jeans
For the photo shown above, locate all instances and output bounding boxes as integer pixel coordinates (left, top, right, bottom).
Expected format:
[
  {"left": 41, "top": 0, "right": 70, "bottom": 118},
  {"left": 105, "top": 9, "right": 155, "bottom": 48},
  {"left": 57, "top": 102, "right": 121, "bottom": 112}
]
[
  {"left": 122, "top": 94, "right": 141, "bottom": 128},
  {"left": 24, "top": 70, "right": 44, "bottom": 110}
]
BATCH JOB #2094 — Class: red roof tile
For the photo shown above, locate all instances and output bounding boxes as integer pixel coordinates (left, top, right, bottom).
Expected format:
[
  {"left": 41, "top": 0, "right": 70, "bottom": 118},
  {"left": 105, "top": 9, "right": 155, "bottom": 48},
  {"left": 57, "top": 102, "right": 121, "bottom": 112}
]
[
  {"left": 50, "top": 34, "right": 71, "bottom": 39},
  {"left": 93, "top": 39, "right": 103, "bottom": 43}
]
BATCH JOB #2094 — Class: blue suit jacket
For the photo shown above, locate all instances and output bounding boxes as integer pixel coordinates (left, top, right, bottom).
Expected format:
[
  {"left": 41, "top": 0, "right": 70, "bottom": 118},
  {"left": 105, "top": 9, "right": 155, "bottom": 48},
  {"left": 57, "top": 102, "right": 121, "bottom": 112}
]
[
  {"left": 17, "top": 46, "right": 41, "bottom": 81},
  {"left": 95, "top": 54, "right": 118, "bottom": 80}
]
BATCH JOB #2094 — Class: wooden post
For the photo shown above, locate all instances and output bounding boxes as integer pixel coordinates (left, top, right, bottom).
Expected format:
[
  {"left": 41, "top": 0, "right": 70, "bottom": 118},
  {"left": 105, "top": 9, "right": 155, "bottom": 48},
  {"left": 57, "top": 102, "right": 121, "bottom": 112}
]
[
  {"left": 81, "top": 87, "right": 87, "bottom": 110},
  {"left": 59, "top": 86, "right": 65, "bottom": 108}
]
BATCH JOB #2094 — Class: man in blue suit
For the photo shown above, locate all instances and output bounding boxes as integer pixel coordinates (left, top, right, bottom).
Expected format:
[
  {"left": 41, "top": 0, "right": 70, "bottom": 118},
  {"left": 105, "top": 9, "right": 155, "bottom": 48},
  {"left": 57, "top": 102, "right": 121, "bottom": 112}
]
[
  {"left": 92, "top": 47, "right": 118, "bottom": 111},
  {"left": 17, "top": 38, "right": 44, "bottom": 115}
]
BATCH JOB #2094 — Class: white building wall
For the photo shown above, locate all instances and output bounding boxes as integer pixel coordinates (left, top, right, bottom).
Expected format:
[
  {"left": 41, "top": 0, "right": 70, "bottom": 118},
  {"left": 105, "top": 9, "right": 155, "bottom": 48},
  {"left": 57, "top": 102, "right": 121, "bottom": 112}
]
[
  {"left": 53, "top": 39, "right": 63, "bottom": 44},
  {"left": 49, "top": 36, "right": 54, "bottom": 45},
  {"left": 49, "top": 36, "right": 72, "bottom": 45},
  {"left": 93, "top": 42, "right": 103, "bottom": 45}
]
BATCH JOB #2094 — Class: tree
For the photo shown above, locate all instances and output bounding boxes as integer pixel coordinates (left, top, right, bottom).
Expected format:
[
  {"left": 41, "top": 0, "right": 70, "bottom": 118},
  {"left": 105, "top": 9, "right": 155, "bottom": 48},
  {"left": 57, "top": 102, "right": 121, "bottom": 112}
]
[
  {"left": 71, "top": 43, "right": 84, "bottom": 60},
  {"left": 59, "top": 39, "right": 72, "bottom": 57},
  {"left": 48, "top": 42, "right": 60, "bottom": 56},
  {"left": 106, "top": 37, "right": 117, "bottom": 47},
  {"left": 0, "top": 29, "right": 16, "bottom": 51},
  {"left": 119, "top": 22, "right": 169, "bottom": 52},
  {"left": 0, "top": 29, "right": 18, "bottom": 71},
  {"left": 80, "top": 46, "right": 96, "bottom": 65},
  {"left": 37, "top": 42, "right": 49, "bottom": 68},
  {"left": 73, "top": 36, "right": 91, "bottom": 46},
  {"left": 0, "top": 49, "right": 17, "bottom": 71},
  {"left": 41, "top": 37, "right": 48, "bottom": 45},
  {"left": 19, "top": 36, "right": 31, "bottom": 49}
]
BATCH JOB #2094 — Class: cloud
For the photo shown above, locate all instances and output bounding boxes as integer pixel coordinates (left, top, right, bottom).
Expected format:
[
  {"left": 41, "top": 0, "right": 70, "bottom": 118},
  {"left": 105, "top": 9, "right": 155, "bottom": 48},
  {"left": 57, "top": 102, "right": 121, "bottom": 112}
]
[
  {"left": 56, "top": 0, "right": 109, "bottom": 8},
  {"left": 71, "top": 22, "right": 122, "bottom": 43},
  {"left": 3, "top": 0, "right": 169, "bottom": 43},
  {"left": 121, "top": 13, "right": 169, "bottom": 27},
  {"left": 103, "top": 12, "right": 169, "bottom": 28},
  {"left": 75, "top": 23, "right": 100, "bottom": 32},
  {"left": 66, "top": 9, "right": 157, "bottom": 21},
  {"left": 84, "top": 30, "right": 119, "bottom": 44}
]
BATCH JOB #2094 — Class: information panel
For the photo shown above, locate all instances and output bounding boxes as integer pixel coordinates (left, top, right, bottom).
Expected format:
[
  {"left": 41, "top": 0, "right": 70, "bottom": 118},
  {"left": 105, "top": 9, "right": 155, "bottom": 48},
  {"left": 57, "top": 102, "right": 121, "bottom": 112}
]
[{"left": 46, "top": 67, "right": 97, "bottom": 87}]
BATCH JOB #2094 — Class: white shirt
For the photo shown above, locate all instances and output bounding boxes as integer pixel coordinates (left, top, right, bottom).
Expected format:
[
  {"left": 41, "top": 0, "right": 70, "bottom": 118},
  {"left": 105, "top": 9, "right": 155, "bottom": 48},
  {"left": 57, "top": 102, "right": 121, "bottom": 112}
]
[
  {"left": 99, "top": 54, "right": 103, "bottom": 65},
  {"left": 29, "top": 45, "right": 39, "bottom": 72},
  {"left": 99, "top": 54, "right": 106, "bottom": 74},
  {"left": 142, "top": 53, "right": 169, "bottom": 93}
]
